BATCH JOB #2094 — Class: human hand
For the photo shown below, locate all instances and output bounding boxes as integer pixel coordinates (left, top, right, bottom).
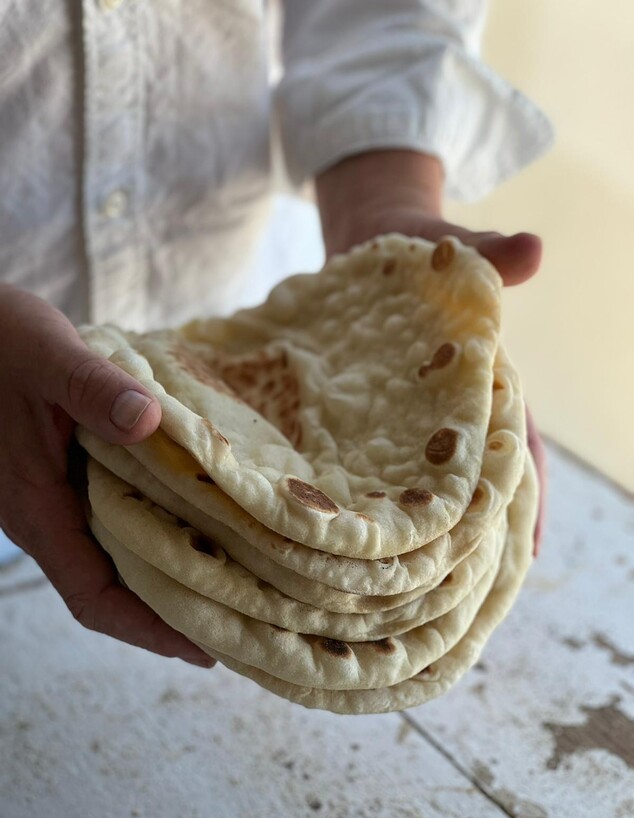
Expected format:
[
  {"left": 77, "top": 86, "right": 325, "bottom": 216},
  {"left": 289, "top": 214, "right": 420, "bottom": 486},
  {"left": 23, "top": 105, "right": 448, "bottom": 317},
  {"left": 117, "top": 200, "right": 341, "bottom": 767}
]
[
  {"left": 0, "top": 284, "right": 215, "bottom": 666},
  {"left": 316, "top": 150, "right": 546, "bottom": 554}
]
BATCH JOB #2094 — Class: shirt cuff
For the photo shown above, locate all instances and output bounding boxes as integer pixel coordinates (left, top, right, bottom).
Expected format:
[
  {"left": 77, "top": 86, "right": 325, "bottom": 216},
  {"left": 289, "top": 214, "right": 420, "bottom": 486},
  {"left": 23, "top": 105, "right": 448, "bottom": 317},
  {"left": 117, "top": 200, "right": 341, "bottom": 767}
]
[{"left": 277, "top": 43, "right": 554, "bottom": 202}]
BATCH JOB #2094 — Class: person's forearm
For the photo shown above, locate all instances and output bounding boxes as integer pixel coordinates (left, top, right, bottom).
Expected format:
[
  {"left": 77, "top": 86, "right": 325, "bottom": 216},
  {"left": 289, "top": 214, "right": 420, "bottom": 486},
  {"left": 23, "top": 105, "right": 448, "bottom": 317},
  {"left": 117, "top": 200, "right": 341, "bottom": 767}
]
[{"left": 315, "top": 150, "right": 444, "bottom": 256}]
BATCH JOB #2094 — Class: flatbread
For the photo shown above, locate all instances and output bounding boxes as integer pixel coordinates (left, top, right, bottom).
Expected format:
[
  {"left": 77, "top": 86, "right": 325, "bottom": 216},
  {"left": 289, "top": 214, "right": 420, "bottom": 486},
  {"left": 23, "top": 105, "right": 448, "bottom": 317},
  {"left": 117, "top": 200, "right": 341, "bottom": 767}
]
[
  {"left": 195, "top": 454, "right": 537, "bottom": 713},
  {"left": 87, "top": 472, "right": 521, "bottom": 693},
  {"left": 79, "top": 235, "right": 513, "bottom": 559},
  {"left": 87, "top": 459, "right": 508, "bottom": 640},
  {"left": 77, "top": 340, "right": 524, "bottom": 597}
]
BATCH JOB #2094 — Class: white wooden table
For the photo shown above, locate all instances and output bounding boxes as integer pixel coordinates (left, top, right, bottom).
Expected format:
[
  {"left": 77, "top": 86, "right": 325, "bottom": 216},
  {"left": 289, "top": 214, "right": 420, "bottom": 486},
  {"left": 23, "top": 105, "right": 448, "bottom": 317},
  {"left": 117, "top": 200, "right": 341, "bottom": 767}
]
[{"left": 1, "top": 441, "right": 633, "bottom": 818}]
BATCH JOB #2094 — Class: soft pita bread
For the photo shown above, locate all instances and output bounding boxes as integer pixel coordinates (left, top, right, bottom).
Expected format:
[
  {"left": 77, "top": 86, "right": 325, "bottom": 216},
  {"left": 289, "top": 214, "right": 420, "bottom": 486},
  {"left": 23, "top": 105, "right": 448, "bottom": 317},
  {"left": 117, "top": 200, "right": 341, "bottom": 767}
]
[
  {"left": 87, "top": 459, "right": 508, "bottom": 640},
  {"left": 80, "top": 235, "right": 518, "bottom": 559},
  {"left": 194, "top": 455, "right": 537, "bottom": 713}
]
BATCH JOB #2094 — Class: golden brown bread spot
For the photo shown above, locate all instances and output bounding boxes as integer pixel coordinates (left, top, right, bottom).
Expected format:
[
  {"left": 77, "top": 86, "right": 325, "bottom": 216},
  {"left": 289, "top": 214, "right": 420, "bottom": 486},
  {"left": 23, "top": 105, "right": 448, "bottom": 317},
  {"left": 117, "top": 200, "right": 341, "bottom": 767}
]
[
  {"left": 176, "top": 346, "right": 303, "bottom": 448},
  {"left": 369, "top": 638, "right": 396, "bottom": 655},
  {"left": 399, "top": 487, "right": 433, "bottom": 507},
  {"left": 425, "top": 428, "right": 459, "bottom": 465},
  {"left": 416, "top": 665, "right": 434, "bottom": 678},
  {"left": 171, "top": 345, "right": 304, "bottom": 449},
  {"left": 365, "top": 490, "right": 386, "bottom": 499},
  {"left": 431, "top": 239, "right": 455, "bottom": 271},
  {"left": 318, "top": 638, "right": 352, "bottom": 658},
  {"left": 287, "top": 478, "right": 339, "bottom": 515},
  {"left": 190, "top": 534, "right": 223, "bottom": 559},
  {"left": 493, "top": 379, "right": 504, "bottom": 390},
  {"left": 225, "top": 351, "right": 301, "bottom": 446},
  {"left": 488, "top": 440, "right": 504, "bottom": 451},
  {"left": 469, "top": 486, "right": 484, "bottom": 507},
  {"left": 378, "top": 557, "right": 393, "bottom": 565},
  {"left": 408, "top": 242, "right": 417, "bottom": 251},
  {"left": 382, "top": 258, "right": 397, "bottom": 275},
  {"left": 418, "top": 342, "right": 456, "bottom": 378},
  {"left": 371, "top": 241, "right": 380, "bottom": 251},
  {"left": 202, "top": 418, "right": 230, "bottom": 447},
  {"left": 196, "top": 473, "right": 215, "bottom": 485},
  {"left": 173, "top": 340, "right": 306, "bottom": 448},
  {"left": 440, "top": 571, "right": 454, "bottom": 587},
  {"left": 171, "top": 344, "right": 240, "bottom": 398},
  {"left": 355, "top": 512, "right": 373, "bottom": 523}
]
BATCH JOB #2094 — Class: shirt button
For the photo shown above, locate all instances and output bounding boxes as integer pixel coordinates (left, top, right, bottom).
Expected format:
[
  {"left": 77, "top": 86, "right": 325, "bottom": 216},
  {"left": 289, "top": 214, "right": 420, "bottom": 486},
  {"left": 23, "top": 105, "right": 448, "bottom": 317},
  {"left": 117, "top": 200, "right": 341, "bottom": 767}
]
[
  {"left": 101, "top": 189, "right": 129, "bottom": 219},
  {"left": 101, "top": 0, "right": 125, "bottom": 11}
]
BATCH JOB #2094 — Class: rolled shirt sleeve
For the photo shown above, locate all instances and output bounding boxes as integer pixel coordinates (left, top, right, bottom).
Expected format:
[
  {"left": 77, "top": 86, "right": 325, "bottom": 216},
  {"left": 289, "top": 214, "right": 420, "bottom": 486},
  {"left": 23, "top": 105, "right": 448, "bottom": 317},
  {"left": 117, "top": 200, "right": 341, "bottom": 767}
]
[{"left": 276, "top": 0, "right": 554, "bottom": 201}]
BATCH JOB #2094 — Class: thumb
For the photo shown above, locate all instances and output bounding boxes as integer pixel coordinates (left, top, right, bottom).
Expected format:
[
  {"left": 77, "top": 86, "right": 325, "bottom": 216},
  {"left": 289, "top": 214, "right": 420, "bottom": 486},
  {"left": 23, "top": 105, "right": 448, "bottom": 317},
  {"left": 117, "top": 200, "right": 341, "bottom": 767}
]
[{"left": 45, "top": 337, "right": 161, "bottom": 446}]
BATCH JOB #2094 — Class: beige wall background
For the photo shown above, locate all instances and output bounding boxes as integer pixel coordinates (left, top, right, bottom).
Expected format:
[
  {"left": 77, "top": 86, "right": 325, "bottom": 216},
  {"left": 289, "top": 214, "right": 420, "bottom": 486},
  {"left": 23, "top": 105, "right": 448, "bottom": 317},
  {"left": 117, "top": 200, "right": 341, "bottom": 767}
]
[{"left": 445, "top": 0, "right": 634, "bottom": 492}]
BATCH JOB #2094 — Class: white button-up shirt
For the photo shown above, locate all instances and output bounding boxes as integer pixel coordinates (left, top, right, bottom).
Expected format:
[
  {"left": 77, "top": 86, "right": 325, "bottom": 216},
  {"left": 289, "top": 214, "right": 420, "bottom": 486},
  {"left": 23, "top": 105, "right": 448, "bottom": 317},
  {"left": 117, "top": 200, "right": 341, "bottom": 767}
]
[{"left": 0, "top": 0, "right": 552, "bottom": 332}]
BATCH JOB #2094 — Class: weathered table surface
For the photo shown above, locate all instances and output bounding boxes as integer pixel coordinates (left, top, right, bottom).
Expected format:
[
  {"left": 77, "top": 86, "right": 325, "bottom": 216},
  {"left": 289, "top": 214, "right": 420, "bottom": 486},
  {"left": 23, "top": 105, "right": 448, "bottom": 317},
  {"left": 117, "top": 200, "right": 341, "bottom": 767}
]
[{"left": 1, "top": 441, "right": 632, "bottom": 818}]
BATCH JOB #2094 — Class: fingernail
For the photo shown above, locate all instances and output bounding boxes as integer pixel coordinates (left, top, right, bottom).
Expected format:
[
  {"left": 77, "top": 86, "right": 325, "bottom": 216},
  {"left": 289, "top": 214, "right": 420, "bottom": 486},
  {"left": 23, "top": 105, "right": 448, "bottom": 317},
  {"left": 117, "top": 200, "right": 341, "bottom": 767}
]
[{"left": 110, "top": 390, "right": 152, "bottom": 431}]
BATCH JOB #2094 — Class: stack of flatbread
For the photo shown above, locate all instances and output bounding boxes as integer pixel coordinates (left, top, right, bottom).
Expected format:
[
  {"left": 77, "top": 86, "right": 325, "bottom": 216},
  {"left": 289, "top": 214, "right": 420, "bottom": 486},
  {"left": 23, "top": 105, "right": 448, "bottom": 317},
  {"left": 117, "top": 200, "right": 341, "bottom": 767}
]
[{"left": 77, "top": 234, "right": 538, "bottom": 714}]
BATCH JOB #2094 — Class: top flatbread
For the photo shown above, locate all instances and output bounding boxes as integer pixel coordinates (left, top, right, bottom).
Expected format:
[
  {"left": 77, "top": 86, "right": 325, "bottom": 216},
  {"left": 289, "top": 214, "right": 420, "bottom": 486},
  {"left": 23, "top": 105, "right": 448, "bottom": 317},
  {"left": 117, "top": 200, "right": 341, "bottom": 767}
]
[
  {"left": 76, "top": 341, "right": 525, "bottom": 598},
  {"left": 80, "top": 234, "right": 509, "bottom": 558}
]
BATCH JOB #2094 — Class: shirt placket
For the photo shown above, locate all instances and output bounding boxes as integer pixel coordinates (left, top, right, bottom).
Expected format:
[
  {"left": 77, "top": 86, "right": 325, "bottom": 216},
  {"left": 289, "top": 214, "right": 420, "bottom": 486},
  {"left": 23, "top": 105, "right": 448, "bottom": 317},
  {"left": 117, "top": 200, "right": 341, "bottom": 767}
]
[{"left": 82, "top": 0, "right": 146, "bottom": 329}]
